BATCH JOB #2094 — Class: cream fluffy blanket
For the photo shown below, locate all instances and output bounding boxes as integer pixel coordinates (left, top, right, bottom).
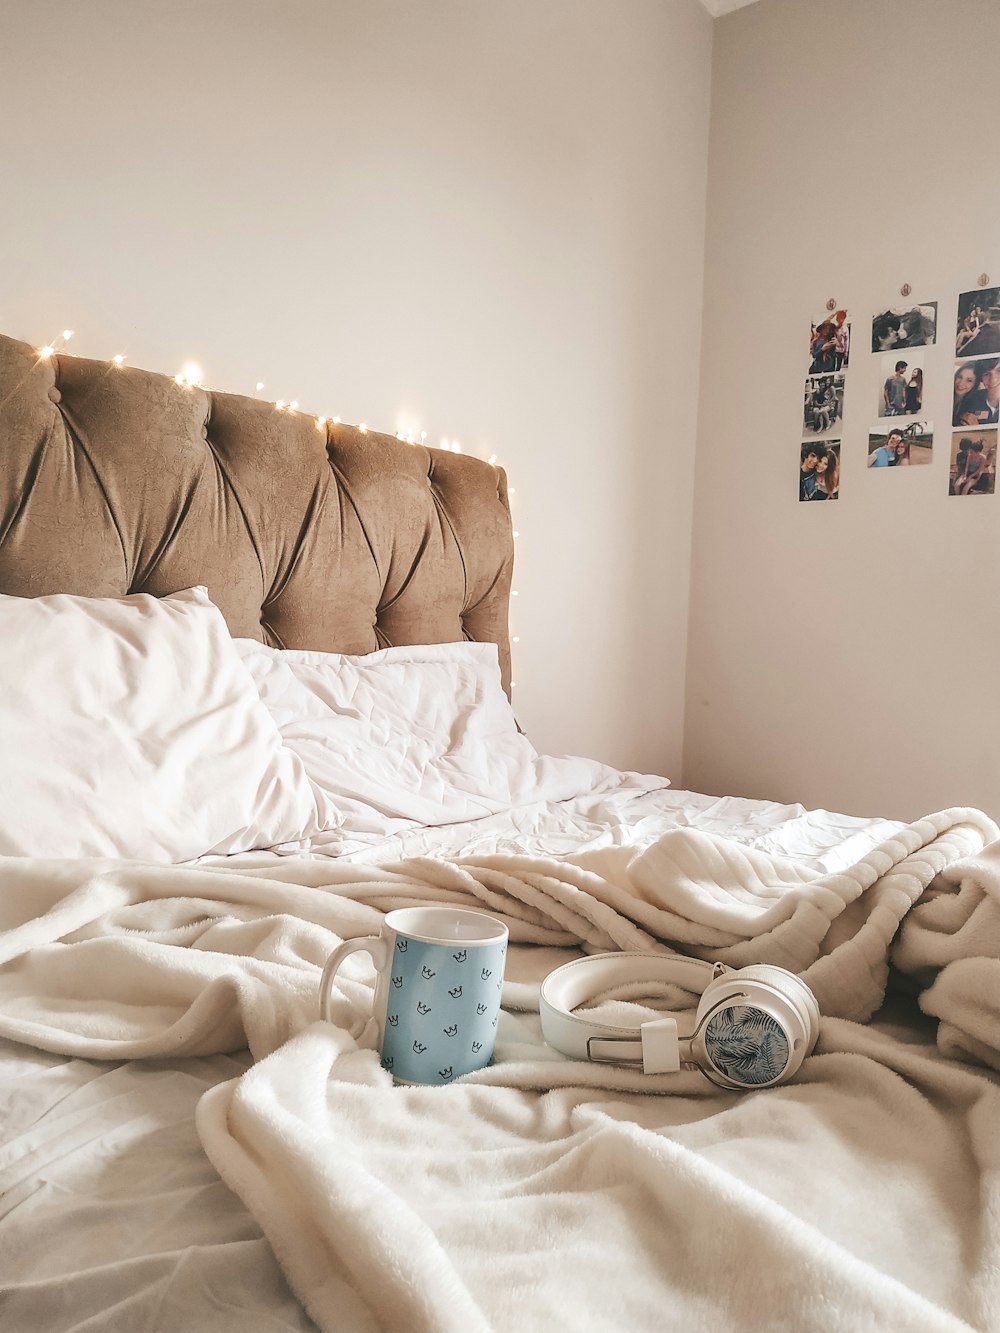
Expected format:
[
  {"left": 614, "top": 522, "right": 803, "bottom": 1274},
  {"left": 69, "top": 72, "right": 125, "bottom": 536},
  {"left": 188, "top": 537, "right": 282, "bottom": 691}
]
[{"left": 2, "top": 807, "right": 1000, "bottom": 1331}]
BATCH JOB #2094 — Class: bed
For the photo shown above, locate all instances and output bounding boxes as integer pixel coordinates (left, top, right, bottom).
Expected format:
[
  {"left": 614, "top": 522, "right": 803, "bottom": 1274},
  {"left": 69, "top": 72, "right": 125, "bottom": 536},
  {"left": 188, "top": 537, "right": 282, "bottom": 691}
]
[{"left": 1, "top": 329, "right": 999, "bottom": 1333}]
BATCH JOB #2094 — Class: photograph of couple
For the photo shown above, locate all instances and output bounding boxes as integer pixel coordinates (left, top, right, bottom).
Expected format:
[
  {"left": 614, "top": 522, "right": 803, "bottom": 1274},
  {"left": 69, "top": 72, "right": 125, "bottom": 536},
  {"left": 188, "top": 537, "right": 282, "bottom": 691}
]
[
  {"left": 870, "top": 302, "right": 937, "bottom": 353},
  {"left": 799, "top": 440, "right": 840, "bottom": 501},
  {"left": 807, "top": 310, "right": 850, "bottom": 375},
  {"left": 866, "top": 423, "right": 933, "bottom": 468},
  {"left": 949, "top": 431, "right": 997, "bottom": 496},
  {"left": 955, "top": 288, "right": 1000, "bottom": 357},
  {"left": 878, "top": 353, "right": 923, "bottom": 418},
  {"left": 952, "top": 357, "right": 1000, "bottom": 427},
  {"left": 803, "top": 374, "right": 845, "bottom": 435}
]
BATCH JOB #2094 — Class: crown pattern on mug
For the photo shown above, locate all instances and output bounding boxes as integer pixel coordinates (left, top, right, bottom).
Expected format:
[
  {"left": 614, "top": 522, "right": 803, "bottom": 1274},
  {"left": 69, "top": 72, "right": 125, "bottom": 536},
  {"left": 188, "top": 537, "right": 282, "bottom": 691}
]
[
  {"left": 396, "top": 940, "right": 408, "bottom": 952},
  {"left": 421, "top": 965, "right": 436, "bottom": 979},
  {"left": 449, "top": 985, "right": 462, "bottom": 998},
  {"left": 453, "top": 949, "right": 467, "bottom": 962},
  {"left": 416, "top": 1000, "right": 431, "bottom": 1014},
  {"left": 444, "top": 1024, "right": 458, "bottom": 1036}
]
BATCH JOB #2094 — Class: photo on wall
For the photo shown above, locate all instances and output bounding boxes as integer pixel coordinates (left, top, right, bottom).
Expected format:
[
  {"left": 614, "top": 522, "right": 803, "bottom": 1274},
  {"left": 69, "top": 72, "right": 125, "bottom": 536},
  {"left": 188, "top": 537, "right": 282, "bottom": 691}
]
[
  {"left": 799, "top": 439, "right": 840, "bottom": 501},
  {"left": 808, "top": 310, "right": 850, "bottom": 374},
  {"left": 871, "top": 302, "right": 937, "bottom": 352},
  {"left": 949, "top": 429, "right": 996, "bottom": 496},
  {"left": 955, "top": 288, "right": 1000, "bottom": 356},
  {"left": 952, "top": 356, "right": 1000, "bottom": 427},
  {"left": 878, "top": 350, "right": 923, "bottom": 418},
  {"left": 867, "top": 422, "right": 933, "bottom": 468},
  {"left": 803, "top": 373, "right": 845, "bottom": 437}
]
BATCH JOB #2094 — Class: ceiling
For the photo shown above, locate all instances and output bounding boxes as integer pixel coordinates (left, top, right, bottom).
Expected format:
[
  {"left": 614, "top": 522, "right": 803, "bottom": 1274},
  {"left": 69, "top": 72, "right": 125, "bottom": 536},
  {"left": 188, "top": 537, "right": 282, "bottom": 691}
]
[{"left": 698, "top": 0, "right": 761, "bottom": 16}]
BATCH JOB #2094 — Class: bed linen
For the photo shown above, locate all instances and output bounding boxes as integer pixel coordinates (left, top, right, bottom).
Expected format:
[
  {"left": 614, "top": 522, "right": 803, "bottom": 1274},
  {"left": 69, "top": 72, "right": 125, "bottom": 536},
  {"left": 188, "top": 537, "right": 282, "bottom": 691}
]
[{"left": 1, "top": 798, "right": 998, "bottom": 1333}]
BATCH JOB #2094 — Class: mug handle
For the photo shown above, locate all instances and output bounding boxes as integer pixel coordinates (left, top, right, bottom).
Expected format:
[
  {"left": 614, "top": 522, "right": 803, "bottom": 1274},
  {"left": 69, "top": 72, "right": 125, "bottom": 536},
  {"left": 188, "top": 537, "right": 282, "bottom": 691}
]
[{"left": 319, "top": 935, "right": 389, "bottom": 1021}]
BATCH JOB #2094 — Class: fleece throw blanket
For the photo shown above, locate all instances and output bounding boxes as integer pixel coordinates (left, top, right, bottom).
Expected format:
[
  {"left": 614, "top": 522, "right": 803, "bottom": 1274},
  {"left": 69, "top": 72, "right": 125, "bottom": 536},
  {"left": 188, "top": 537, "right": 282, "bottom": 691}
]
[{"left": 1, "top": 807, "right": 1000, "bottom": 1331}]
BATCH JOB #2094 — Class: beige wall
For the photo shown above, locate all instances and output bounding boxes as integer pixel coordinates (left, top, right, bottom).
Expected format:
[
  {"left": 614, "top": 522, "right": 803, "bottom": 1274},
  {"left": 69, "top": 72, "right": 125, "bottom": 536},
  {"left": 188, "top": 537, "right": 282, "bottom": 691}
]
[
  {"left": 0, "top": 0, "right": 713, "bottom": 779},
  {"left": 685, "top": 0, "right": 1000, "bottom": 821}
]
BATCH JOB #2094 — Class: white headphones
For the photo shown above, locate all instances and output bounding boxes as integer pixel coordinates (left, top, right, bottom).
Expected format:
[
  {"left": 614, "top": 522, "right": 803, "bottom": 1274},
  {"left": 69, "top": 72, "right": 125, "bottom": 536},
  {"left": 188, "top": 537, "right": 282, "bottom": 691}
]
[{"left": 539, "top": 952, "right": 821, "bottom": 1090}]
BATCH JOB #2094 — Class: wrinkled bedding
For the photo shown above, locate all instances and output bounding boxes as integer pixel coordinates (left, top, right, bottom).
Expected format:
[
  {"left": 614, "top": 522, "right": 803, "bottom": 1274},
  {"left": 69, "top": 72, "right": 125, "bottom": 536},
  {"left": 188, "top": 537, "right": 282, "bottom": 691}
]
[{"left": 1, "top": 791, "right": 998, "bottom": 1332}]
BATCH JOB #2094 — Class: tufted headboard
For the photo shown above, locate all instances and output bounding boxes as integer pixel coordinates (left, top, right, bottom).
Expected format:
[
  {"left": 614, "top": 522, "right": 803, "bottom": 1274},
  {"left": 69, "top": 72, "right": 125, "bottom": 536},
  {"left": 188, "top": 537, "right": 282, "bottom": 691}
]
[{"left": 0, "top": 333, "right": 514, "bottom": 691}]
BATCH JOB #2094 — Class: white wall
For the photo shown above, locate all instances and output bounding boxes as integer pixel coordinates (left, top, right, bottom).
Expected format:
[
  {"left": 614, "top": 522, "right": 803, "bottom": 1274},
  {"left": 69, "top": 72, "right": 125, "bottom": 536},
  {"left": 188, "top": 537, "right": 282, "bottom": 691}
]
[
  {"left": 0, "top": 0, "right": 713, "bottom": 779},
  {"left": 685, "top": 0, "right": 1000, "bottom": 821}
]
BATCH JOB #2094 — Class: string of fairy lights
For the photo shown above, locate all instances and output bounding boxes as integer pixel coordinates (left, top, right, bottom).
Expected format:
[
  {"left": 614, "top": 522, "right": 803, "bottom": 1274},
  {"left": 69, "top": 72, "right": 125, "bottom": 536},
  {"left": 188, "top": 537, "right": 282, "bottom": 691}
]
[{"left": 34, "top": 329, "right": 522, "bottom": 689}]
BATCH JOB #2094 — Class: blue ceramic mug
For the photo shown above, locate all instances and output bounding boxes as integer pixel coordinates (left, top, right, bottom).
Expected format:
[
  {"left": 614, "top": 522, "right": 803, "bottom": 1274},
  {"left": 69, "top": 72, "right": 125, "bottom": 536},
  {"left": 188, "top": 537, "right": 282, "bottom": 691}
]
[{"left": 319, "top": 906, "right": 509, "bottom": 1085}]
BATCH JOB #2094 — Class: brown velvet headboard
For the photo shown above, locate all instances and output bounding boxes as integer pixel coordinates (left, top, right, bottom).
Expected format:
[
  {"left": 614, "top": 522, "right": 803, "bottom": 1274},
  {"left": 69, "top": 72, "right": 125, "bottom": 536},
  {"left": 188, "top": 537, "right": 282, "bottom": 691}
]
[{"left": 0, "top": 334, "right": 514, "bottom": 691}]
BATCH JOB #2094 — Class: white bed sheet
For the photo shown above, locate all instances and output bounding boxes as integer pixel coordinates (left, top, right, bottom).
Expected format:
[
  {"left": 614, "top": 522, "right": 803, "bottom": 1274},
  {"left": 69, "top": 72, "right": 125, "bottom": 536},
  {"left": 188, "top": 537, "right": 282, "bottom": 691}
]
[{"left": 223, "top": 779, "right": 905, "bottom": 872}]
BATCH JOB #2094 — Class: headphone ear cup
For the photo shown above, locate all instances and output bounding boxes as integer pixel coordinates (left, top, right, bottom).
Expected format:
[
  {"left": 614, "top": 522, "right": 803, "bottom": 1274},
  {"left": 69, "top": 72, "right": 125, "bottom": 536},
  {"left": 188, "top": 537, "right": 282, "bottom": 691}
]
[
  {"left": 695, "top": 965, "right": 820, "bottom": 1087},
  {"left": 725, "top": 965, "right": 821, "bottom": 1056}
]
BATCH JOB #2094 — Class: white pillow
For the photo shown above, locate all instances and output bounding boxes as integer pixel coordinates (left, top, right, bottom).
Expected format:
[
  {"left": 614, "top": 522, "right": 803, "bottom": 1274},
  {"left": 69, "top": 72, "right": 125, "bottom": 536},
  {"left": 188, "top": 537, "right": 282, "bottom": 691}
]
[
  {"left": 235, "top": 639, "right": 627, "bottom": 843},
  {"left": 0, "top": 587, "right": 336, "bottom": 861}
]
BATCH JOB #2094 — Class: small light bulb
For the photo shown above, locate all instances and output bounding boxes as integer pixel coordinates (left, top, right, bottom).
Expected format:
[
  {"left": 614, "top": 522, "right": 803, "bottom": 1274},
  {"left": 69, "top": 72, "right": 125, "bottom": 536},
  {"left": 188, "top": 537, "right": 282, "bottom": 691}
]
[
  {"left": 512, "top": 635, "right": 520, "bottom": 643},
  {"left": 180, "top": 362, "right": 201, "bottom": 387},
  {"left": 317, "top": 416, "right": 327, "bottom": 427},
  {"left": 513, "top": 530, "right": 520, "bottom": 538},
  {"left": 508, "top": 487, "right": 516, "bottom": 495},
  {"left": 289, "top": 400, "right": 298, "bottom": 412},
  {"left": 510, "top": 681, "right": 516, "bottom": 688},
  {"left": 112, "top": 354, "right": 125, "bottom": 366},
  {"left": 511, "top": 590, "right": 519, "bottom": 597},
  {"left": 255, "top": 381, "right": 265, "bottom": 393},
  {"left": 452, "top": 441, "right": 463, "bottom": 453},
  {"left": 359, "top": 422, "right": 368, "bottom": 433},
  {"left": 174, "top": 372, "right": 185, "bottom": 384},
  {"left": 62, "top": 329, "right": 74, "bottom": 342},
  {"left": 332, "top": 416, "right": 341, "bottom": 424},
  {"left": 276, "top": 400, "right": 285, "bottom": 410},
  {"left": 440, "top": 438, "right": 449, "bottom": 450},
  {"left": 488, "top": 453, "right": 498, "bottom": 465}
]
